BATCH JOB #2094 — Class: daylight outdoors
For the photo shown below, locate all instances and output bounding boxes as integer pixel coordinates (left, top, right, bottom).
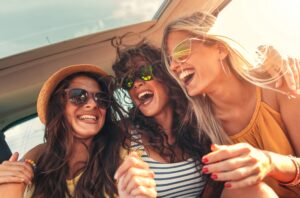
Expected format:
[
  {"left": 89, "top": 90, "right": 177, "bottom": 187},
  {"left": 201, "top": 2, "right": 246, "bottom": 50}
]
[{"left": 2, "top": 0, "right": 300, "bottom": 157}]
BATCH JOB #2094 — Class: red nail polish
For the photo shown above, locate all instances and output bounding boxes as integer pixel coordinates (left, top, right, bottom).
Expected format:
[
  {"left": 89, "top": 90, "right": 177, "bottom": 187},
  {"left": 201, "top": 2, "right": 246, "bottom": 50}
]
[
  {"left": 202, "top": 167, "right": 209, "bottom": 173},
  {"left": 210, "top": 144, "right": 216, "bottom": 151},
  {"left": 224, "top": 183, "right": 232, "bottom": 188},
  {"left": 211, "top": 174, "right": 218, "bottom": 179},
  {"left": 202, "top": 157, "right": 209, "bottom": 163}
]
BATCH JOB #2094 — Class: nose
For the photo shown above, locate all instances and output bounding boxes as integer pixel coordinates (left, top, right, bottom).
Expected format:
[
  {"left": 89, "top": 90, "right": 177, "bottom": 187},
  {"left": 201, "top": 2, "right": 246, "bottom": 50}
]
[
  {"left": 169, "top": 61, "right": 183, "bottom": 74},
  {"left": 84, "top": 96, "right": 97, "bottom": 109},
  {"left": 133, "top": 79, "right": 144, "bottom": 89}
]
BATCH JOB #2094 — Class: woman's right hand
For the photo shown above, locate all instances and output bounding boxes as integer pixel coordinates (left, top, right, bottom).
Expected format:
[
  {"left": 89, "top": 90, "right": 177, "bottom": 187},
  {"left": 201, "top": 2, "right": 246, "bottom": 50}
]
[
  {"left": 115, "top": 152, "right": 157, "bottom": 198},
  {"left": 0, "top": 152, "right": 33, "bottom": 185}
]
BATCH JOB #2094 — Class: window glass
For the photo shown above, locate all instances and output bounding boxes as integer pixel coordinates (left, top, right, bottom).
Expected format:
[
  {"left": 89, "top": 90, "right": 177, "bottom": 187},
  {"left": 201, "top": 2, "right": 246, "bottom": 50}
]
[
  {"left": 213, "top": 0, "right": 300, "bottom": 56},
  {"left": 4, "top": 117, "right": 44, "bottom": 158},
  {"left": 0, "top": 0, "right": 166, "bottom": 58}
]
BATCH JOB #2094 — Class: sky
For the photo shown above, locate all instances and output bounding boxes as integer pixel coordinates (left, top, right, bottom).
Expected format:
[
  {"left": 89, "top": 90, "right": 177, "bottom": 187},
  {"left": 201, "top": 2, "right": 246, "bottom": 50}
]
[
  {"left": 0, "top": 0, "right": 164, "bottom": 58},
  {"left": 213, "top": 0, "right": 300, "bottom": 56}
]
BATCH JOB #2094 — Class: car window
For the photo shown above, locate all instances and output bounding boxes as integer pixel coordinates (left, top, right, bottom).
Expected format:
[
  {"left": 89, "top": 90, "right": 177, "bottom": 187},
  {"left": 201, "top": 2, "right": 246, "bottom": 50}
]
[
  {"left": 213, "top": 0, "right": 300, "bottom": 56},
  {"left": 4, "top": 117, "right": 44, "bottom": 158}
]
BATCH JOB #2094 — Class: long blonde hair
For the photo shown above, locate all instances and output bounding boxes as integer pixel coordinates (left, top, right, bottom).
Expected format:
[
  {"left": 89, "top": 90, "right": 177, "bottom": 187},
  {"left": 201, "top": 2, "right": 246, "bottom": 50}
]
[{"left": 161, "top": 12, "right": 287, "bottom": 144}]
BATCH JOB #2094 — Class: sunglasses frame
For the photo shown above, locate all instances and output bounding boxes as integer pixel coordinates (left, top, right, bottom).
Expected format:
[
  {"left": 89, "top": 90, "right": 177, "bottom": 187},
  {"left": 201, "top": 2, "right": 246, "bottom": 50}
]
[
  {"left": 122, "top": 64, "right": 154, "bottom": 90},
  {"left": 168, "top": 37, "right": 204, "bottom": 65},
  {"left": 64, "top": 88, "right": 110, "bottom": 109}
]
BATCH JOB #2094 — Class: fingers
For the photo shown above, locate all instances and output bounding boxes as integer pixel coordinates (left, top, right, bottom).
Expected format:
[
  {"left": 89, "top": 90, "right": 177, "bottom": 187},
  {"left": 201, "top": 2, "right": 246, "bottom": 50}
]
[
  {"left": 283, "top": 58, "right": 297, "bottom": 93},
  {"left": 9, "top": 152, "right": 19, "bottom": 162},
  {"left": 224, "top": 174, "right": 263, "bottom": 189},
  {"left": 131, "top": 185, "right": 157, "bottom": 198},
  {"left": 0, "top": 175, "right": 26, "bottom": 184},
  {"left": 202, "top": 154, "right": 254, "bottom": 174},
  {"left": 120, "top": 167, "right": 155, "bottom": 191},
  {"left": 202, "top": 143, "right": 252, "bottom": 164},
  {"left": 0, "top": 161, "right": 33, "bottom": 185},
  {"left": 125, "top": 175, "right": 156, "bottom": 194},
  {"left": 115, "top": 152, "right": 149, "bottom": 180}
]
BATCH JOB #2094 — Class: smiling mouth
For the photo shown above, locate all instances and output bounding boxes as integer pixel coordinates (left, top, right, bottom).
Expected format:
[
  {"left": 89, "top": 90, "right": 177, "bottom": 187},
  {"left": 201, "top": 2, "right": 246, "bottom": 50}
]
[
  {"left": 138, "top": 90, "right": 154, "bottom": 105},
  {"left": 179, "top": 70, "right": 194, "bottom": 86},
  {"left": 78, "top": 115, "right": 98, "bottom": 122}
]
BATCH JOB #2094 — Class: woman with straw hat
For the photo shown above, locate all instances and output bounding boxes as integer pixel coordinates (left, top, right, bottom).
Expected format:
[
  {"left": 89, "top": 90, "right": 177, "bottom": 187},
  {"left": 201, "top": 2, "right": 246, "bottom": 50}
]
[{"left": 0, "top": 64, "right": 156, "bottom": 197}]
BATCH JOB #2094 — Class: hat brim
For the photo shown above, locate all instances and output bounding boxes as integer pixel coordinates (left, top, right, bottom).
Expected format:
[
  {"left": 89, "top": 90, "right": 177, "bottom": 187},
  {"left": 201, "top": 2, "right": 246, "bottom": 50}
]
[{"left": 37, "top": 64, "right": 108, "bottom": 124}]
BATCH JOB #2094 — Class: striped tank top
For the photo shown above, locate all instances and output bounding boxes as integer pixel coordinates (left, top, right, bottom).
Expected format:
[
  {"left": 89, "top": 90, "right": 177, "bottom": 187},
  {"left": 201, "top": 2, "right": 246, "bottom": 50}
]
[{"left": 131, "top": 137, "right": 207, "bottom": 197}]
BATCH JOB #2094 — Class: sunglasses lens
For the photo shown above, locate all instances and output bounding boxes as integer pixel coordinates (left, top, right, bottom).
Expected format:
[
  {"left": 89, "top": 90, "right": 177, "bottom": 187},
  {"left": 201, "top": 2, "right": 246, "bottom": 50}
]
[
  {"left": 68, "top": 89, "right": 87, "bottom": 105},
  {"left": 94, "top": 92, "right": 110, "bottom": 108},
  {"left": 140, "top": 65, "right": 153, "bottom": 81},
  {"left": 123, "top": 77, "right": 134, "bottom": 90},
  {"left": 172, "top": 39, "right": 191, "bottom": 63}
]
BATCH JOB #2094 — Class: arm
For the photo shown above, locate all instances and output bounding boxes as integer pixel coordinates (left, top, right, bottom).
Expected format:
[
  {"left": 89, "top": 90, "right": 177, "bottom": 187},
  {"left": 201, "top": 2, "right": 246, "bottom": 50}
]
[
  {"left": 0, "top": 144, "right": 45, "bottom": 197},
  {"left": 258, "top": 45, "right": 300, "bottom": 95},
  {"left": 201, "top": 143, "right": 298, "bottom": 188},
  {"left": 115, "top": 152, "right": 157, "bottom": 198}
]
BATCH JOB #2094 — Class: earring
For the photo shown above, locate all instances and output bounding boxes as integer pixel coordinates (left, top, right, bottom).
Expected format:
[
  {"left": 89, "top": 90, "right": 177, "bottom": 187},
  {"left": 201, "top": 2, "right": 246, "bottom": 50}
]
[{"left": 220, "top": 58, "right": 231, "bottom": 76}]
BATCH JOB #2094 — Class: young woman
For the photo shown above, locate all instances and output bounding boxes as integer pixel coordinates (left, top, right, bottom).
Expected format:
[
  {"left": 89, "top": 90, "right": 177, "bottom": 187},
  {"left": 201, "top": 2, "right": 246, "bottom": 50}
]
[
  {"left": 111, "top": 43, "right": 278, "bottom": 198},
  {"left": 161, "top": 12, "right": 300, "bottom": 197},
  {"left": 0, "top": 64, "right": 156, "bottom": 198}
]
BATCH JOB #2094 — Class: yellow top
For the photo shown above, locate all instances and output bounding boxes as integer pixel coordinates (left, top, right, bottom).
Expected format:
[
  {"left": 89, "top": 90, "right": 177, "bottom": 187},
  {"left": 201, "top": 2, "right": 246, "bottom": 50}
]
[
  {"left": 230, "top": 88, "right": 300, "bottom": 198},
  {"left": 24, "top": 173, "right": 82, "bottom": 198}
]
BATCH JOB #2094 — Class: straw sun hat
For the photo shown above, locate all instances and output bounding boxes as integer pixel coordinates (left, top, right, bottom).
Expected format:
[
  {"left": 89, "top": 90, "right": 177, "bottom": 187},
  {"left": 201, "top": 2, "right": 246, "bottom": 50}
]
[{"left": 37, "top": 64, "right": 108, "bottom": 124}]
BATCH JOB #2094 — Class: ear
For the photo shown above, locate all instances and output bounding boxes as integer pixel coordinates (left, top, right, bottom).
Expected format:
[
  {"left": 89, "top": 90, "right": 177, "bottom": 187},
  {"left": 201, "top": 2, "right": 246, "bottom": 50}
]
[{"left": 217, "top": 43, "right": 228, "bottom": 60}]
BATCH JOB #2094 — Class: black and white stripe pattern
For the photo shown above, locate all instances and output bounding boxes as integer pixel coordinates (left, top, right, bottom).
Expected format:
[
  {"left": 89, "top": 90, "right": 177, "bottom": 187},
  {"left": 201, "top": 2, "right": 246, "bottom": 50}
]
[{"left": 131, "top": 140, "right": 206, "bottom": 198}]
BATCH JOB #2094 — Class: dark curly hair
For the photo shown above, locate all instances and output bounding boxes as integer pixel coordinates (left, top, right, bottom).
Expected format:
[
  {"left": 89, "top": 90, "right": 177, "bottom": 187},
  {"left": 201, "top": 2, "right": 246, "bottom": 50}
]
[
  {"left": 112, "top": 43, "right": 211, "bottom": 163},
  {"left": 32, "top": 72, "right": 125, "bottom": 198}
]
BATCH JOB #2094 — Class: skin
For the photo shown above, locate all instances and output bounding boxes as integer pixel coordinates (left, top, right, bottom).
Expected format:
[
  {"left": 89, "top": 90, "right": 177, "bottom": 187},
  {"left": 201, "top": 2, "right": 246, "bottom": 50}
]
[
  {"left": 0, "top": 75, "right": 156, "bottom": 198},
  {"left": 166, "top": 30, "right": 300, "bottom": 189}
]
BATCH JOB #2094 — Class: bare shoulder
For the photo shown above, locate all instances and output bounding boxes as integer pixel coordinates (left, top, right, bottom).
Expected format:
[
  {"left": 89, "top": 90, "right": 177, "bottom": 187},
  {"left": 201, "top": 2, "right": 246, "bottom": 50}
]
[
  {"left": 23, "top": 143, "right": 46, "bottom": 161},
  {"left": 260, "top": 88, "right": 280, "bottom": 112}
]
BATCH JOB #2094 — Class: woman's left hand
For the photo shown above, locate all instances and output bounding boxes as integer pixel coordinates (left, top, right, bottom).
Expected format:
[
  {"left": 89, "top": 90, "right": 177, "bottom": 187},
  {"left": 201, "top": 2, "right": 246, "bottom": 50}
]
[
  {"left": 201, "top": 143, "right": 273, "bottom": 189},
  {"left": 115, "top": 152, "right": 157, "bottom": 198}
]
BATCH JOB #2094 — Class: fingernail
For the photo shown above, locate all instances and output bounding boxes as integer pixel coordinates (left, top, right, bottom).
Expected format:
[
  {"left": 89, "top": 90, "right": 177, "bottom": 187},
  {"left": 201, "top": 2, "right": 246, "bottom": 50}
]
[
  {"left": 224, "top": 182, "right": 232, "bottom": 188},
  {"left": 202, "top": 167, "right": 209, "bottom": 173},
  {"left": 211, "top": 174, "right": 218, "bottom": 180},
  {"left": 202, "top": 157, "right": 209, "bottom": 163},
  {"left": 210, "top": 144, "right": 217, "bottom": 151}
]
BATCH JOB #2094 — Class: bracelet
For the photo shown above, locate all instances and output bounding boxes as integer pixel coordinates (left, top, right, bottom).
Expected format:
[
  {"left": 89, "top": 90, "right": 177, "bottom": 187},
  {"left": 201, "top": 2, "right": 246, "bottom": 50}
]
[
  {"left": 279, "top": 155, "right": 300, "bottom": 187},
  {"left": 25, "top": 159, "right": 37, "bottom": 171}
]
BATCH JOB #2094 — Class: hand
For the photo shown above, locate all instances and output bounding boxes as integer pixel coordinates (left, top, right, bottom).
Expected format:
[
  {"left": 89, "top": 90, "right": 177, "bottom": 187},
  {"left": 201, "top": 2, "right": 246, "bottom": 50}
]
[
  {"left": 258, "top": 45, "right": 300, "bottom": 95},
  {"left": 0, "top": 152, "right": 33, "bottom": 185},
  {"left": 201, "top": 143, "right": 272, "bottom": 189},
  {"left": 115, "top": 152, "right": 157, "bottom": 198}
]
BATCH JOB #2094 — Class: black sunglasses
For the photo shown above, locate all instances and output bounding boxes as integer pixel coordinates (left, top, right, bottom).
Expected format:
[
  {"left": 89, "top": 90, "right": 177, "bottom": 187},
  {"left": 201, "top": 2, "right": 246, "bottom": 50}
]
[
  {"left": 122, "top": 64, "right": 154, "bottom": 90},
  {"left": 64, "top": 88, "right": 110, "bottom": 109}
]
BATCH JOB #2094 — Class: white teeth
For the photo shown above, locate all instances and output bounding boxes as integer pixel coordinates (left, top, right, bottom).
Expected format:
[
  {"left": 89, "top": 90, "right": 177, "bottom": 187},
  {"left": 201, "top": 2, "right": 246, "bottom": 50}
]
[
  {"left": 79, "top": 115, "right": 97, "bottom": 121},
  {"left": 138, "top": 91, "right": 153, "bottom": 99},
  {"left": 179, "top": 70, "right": 194, "bottom": 80}
]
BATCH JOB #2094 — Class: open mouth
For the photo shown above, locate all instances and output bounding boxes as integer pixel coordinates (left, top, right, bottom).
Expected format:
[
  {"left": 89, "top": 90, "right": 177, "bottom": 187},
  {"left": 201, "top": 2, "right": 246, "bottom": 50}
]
[
  {"left": 138, "top": 90, "right": 154, "bottom": 105},
  {"left": 78, "top": 114, "right": 98, "bottom": 122},
  {"left": 179, "top": 70, "right": 194, "bottom": 86}
]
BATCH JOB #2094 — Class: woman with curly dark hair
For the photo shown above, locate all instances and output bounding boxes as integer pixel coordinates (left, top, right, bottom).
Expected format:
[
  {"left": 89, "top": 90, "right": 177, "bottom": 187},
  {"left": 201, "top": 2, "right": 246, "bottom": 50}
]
[{"left": 112, "top": 43, "right": 213, "bottom": 197}]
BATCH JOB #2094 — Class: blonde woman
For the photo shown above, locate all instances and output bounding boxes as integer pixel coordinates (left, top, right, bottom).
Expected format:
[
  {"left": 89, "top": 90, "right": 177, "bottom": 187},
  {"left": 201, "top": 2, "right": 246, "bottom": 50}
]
[{"left": 161, "top": 12, "right": 300, "bottom": 197}]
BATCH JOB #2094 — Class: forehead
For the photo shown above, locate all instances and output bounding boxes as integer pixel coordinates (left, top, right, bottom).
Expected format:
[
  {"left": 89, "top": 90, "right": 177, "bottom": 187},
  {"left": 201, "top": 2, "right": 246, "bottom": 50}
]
[{"left": 68, "top": 76, "right": 102, "bottom": 91}]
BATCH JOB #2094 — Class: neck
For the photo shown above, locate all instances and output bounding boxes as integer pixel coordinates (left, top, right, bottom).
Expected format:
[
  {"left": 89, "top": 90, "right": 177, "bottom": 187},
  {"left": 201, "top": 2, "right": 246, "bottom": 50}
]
[
  {"left": 206, "top": 74, "right": 255, "bottom": 111},
  {"left": 67, "top": 138, "right": 91, "bottom": 178},
  {"left": 154, "top": 104, "right": 174, "bottom": 144}
]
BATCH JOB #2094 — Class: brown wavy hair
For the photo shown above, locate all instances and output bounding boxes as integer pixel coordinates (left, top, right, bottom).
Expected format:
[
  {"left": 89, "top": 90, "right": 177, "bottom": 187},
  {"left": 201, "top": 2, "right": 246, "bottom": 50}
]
[
  {"left": 112, "top": 43, "right": 211, "bottom": 163},
  {"left": 32, "top": 72, "right": 125, "bottom": 198}
]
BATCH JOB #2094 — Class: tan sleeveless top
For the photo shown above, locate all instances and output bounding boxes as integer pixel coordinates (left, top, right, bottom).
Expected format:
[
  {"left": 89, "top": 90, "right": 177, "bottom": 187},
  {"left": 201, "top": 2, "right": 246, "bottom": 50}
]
[{"left": 230, "top": 88, "right": 300, "bottom": 197}]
